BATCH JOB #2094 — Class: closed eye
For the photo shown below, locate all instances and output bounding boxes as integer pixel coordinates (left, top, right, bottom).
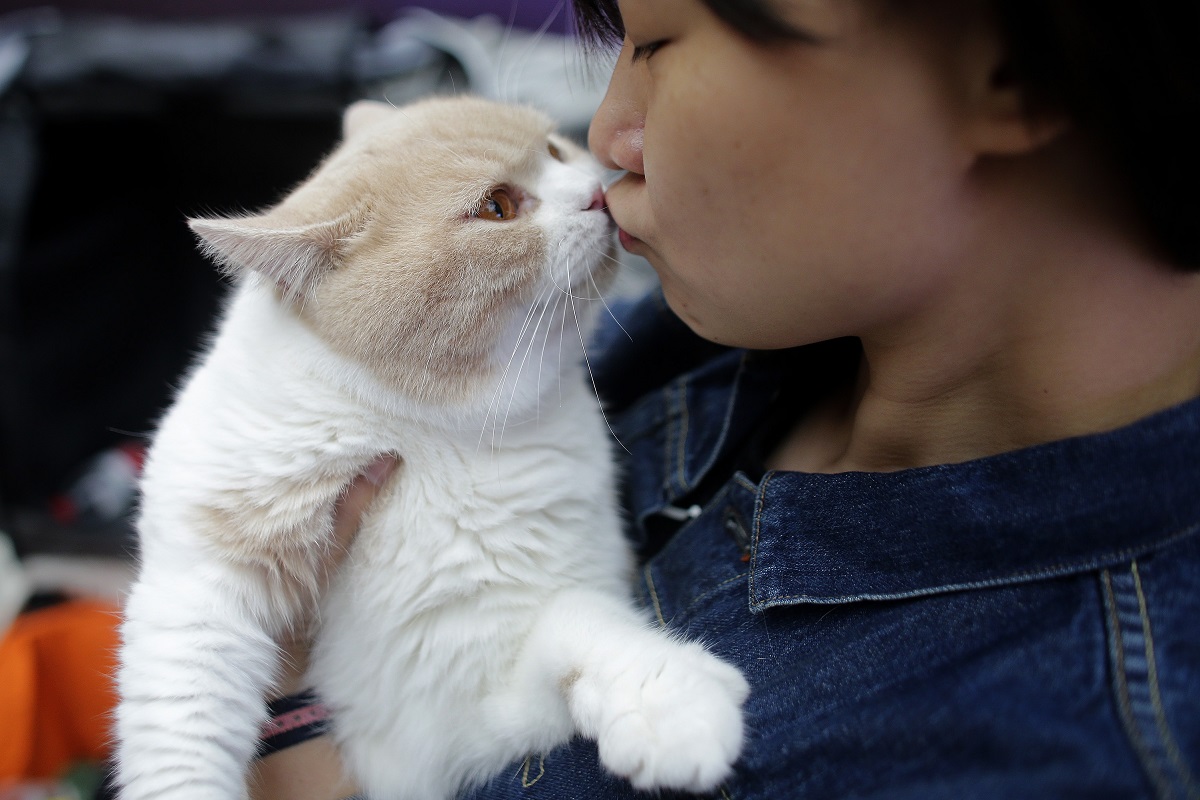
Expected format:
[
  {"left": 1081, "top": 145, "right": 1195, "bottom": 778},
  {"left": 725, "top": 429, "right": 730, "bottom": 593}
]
[{"left": 631, "top": 40, "right": 667, "bottom": 63}]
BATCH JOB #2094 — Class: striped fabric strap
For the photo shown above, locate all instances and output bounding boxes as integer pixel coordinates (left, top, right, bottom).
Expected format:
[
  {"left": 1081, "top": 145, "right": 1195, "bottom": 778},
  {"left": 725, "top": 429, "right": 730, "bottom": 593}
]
[{"left": 257, "top": 688, "right": 331, "bottom": 758}]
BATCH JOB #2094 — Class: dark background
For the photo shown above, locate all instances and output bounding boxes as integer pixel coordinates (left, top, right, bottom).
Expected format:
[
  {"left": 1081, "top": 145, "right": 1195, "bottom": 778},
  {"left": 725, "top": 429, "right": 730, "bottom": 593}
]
[{"left": 0, "top": 2, "right": 570, "bottom": 556}]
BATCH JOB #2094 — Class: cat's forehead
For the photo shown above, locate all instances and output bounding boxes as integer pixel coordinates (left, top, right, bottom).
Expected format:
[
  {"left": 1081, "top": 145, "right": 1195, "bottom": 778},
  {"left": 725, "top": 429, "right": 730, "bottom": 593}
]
[
  {"left": 281, "top": 98, "right": 566, "bottom": 225},
  {"left": 342, "top": 99, "right": 558, "bottom": 201}
]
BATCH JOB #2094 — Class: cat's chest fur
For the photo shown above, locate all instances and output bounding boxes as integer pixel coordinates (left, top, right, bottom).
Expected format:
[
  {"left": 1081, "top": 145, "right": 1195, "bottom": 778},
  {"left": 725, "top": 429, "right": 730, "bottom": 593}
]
[{"left": 312, "top": 398, "right": 632, "bottom": 748}]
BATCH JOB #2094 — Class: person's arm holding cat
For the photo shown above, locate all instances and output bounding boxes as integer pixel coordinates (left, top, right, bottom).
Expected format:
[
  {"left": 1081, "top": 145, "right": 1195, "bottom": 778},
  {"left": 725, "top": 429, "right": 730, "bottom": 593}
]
[{"left": 249, "top": 457, "right": 397, "bottom": 800}]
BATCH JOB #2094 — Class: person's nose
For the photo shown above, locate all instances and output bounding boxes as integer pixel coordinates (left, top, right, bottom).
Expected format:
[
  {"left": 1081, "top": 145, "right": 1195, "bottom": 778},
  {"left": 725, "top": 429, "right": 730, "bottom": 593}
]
[{"left": 588, "top": 41, "right": 647, "bottom": 176}]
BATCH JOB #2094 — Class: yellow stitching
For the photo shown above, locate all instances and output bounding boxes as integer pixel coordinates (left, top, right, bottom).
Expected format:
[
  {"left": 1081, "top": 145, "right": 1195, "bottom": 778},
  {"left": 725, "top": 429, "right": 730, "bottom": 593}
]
[
  {"left": 644, "top": 563, "right": 667, "bottom": 628},
  {"left": 733, "top": 473, "right": 758, "bottom": 493},
  {"left": 1131, "top": 561, "right": 1200, "bottom": 797},
  {"left": 520, "top": 754, "right": 545, "bottom": 788},
  {"left": 749, "top": 473, "right": 774, "bottom": 605},
  {"left": 1103, "top": 569, "right": 1172, "bottom": 796}
]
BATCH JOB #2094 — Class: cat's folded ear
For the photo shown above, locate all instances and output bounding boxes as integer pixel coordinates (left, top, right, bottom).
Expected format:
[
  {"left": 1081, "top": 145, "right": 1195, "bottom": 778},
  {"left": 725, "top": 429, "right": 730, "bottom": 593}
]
[
  {"left": 343, "top": 100, "right": 395, "bottom": 139},
  {"left": 189, "top": 213, "right": 359, "bottom": 306}
]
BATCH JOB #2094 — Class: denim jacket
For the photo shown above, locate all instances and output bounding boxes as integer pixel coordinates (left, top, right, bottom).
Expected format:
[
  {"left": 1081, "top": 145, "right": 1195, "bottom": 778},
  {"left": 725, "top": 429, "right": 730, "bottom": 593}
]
[{"left": 463, "top": 289, "right": 1200, "bottom": 800}]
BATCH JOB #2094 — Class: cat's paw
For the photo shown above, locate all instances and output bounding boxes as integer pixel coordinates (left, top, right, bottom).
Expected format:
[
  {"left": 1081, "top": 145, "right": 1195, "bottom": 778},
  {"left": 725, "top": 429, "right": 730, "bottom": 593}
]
[{"left": 593, "top": 642, "right": 749, "bottom": 793}]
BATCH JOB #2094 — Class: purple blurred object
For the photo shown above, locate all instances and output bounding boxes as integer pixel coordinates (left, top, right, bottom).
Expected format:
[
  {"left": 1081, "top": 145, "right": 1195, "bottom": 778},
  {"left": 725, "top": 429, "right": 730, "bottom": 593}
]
[{"left": 0, "top": 0, "right": 575, "bottom": 33}]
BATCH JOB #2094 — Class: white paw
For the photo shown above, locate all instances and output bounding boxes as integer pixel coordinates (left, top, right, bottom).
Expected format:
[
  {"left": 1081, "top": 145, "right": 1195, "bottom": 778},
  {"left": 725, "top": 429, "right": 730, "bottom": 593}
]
[{"left": 593, "top": 642, "right": 749, "bottom": 793}]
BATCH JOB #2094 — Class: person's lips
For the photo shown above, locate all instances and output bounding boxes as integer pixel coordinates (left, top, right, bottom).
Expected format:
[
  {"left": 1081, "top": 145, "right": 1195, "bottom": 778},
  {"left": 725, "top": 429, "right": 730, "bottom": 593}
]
[
  {"left": 604, "top": 187, "right": 647, "bottom": 253},
  {"left": 618, "top": 226, "right": 644, "bottom": 252}
]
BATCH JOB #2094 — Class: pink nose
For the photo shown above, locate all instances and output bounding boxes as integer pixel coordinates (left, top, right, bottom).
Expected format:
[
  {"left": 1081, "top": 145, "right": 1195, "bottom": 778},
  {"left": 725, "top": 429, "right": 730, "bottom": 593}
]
[{"left": 586, "top": 188, "right": 606, "bottom": 211}]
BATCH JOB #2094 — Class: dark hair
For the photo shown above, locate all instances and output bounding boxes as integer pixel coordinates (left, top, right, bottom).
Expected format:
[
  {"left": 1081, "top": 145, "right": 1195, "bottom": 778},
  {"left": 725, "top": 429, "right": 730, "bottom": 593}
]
[
  {"left": 572, "top": 0, "right": 1200, "bottom": 271},
  {"left": 572, "top": 0, "right": 804, "bottom": 46}
]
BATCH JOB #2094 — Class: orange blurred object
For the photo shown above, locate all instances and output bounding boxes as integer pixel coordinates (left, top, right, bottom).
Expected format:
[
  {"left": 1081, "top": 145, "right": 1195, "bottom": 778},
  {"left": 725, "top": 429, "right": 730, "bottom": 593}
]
[{"left": 0, "top": 599, "right": 121, "bottom": 781}]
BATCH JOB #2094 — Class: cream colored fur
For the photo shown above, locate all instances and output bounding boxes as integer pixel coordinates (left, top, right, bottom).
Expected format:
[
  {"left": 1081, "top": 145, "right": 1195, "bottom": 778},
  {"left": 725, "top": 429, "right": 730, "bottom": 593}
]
[{"left": 115, "top": 96, "right": 748, "bottom": 800}]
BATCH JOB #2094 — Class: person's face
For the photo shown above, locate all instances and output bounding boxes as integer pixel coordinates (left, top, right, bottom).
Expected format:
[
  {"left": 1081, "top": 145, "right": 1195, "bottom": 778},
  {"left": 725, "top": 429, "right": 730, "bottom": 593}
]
[{"left": 590, "top": 0, "right": 983, "bottom": 348}]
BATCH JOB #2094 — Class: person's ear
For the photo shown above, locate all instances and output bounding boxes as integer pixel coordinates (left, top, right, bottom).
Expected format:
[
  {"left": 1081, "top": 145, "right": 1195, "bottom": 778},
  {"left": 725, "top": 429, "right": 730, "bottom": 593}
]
[{"left": 955, "top": 28, "right": 1069, "bottom": 157}]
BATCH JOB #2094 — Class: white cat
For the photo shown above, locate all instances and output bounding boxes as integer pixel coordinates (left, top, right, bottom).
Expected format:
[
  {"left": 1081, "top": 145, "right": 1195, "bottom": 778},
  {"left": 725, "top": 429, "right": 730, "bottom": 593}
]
[{"left": 115, "top": 96, "right": 748, "bottom": 800}]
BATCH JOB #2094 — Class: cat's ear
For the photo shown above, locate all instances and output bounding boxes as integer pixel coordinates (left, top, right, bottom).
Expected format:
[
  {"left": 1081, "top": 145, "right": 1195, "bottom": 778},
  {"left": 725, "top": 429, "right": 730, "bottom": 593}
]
[
  {"left": 343, "top": 100, "right": 394, "bottom": 139},
  {"left": 189, "top": 213, "right": 358, "bottom": 305}
]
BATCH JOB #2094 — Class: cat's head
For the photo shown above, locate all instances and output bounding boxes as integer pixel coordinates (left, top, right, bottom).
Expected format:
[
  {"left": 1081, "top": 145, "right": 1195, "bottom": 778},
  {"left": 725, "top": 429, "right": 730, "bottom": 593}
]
[{"left": 189, "top": 96, "right": 617, "bottom": 415}]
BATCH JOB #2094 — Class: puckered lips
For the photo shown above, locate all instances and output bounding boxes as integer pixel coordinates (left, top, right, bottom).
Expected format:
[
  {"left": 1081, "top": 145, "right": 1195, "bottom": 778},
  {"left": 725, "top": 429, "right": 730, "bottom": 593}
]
[{"left": 604, "top": 191, "right": 647, "bottom": 254}]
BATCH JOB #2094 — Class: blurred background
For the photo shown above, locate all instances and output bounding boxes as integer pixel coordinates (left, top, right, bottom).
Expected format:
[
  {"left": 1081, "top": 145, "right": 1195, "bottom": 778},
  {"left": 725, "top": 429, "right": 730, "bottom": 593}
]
[{"left": 0, "top": 2, "right": 643, "bottom": 795}]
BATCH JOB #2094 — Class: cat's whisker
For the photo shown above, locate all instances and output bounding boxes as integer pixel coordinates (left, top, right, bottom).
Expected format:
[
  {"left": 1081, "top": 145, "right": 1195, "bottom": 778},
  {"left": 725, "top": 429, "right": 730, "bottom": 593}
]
[
  {"left": 484, "top": 299, "right": 543, "bottom": 455},
  {"left": 487, "top": 283, "right": 559, "bottom": 454},
  {"left": 585, "top": 243, "right": 625, "bottom": 269},
  {"left": 558, "top": 272, "right": 568, "bottom": 408},
  {"left": 498, "top": 285, "right": 559, "bottom": 451},
  {"left": 536, "top": 290, "right": 566, "bottom": 421},
  {"left": 548, "top": 268, "right": 596, "bottom": 301},
  {"left": 587, "top": 268, "right": 634, "bottom": 342},
  {"left": 479, "top": 288, "right": 548, "bottom": 454},
  {"left": 566, "top": 254, "right": 631, "bottom": 454},
  {"left": 498, "top": 1, "right": 566, "bottom": 106},
  {"left": 494, "top": 0, "right": 522, "bottom": 103}
]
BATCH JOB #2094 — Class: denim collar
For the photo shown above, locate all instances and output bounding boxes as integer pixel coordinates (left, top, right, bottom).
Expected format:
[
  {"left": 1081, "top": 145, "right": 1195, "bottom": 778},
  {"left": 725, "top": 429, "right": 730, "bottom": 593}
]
[
  {"left": 749, "top": 395, "right": 1200, "bottom": 609},
  {"left": 599, "top": 293, "right": 1200, "bottom": 607}
]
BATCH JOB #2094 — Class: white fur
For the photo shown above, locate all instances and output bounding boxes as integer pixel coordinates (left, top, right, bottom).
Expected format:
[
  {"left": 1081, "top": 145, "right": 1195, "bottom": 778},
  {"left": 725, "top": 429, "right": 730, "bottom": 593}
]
[{"left": 116, "top": 101, "right": 748, "bottom": 800}]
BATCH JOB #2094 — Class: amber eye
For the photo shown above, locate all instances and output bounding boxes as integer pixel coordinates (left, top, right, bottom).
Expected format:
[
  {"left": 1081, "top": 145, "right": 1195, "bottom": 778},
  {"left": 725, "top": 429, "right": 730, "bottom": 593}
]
[
  {"left": 547, "top": 140, "right": 564, "bottom": 162},
  {"left": 477, "top": 188, "right": 517, "bottom": 221}
]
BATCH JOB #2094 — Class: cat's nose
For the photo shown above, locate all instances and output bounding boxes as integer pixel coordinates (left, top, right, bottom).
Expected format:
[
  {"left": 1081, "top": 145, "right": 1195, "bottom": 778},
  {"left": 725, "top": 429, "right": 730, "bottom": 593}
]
[{"left": 585, "top": 188, "right": 606, "bottom": 212}]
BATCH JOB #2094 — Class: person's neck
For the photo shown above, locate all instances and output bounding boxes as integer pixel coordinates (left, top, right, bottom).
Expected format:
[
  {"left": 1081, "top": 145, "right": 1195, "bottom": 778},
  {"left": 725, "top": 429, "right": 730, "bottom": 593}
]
[{"left": 768, "top": 153, "right": 1200, "bottom": 474}]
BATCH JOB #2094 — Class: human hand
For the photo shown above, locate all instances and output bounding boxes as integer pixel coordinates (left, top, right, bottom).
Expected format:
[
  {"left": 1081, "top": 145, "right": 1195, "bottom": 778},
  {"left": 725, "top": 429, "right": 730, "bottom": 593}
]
[{"left": 272, "top": 455, "right": 400, "bottom": 697}]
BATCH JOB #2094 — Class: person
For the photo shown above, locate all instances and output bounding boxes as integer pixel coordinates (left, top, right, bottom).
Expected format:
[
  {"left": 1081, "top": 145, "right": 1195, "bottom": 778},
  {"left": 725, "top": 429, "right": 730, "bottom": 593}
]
[{"left": 252, "top": 0, "right": 1200, "bottom": 797}]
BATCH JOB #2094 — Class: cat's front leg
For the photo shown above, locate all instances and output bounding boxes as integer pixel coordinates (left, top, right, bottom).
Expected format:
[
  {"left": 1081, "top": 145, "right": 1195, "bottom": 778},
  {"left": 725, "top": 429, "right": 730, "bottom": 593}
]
[
  {"left": 116, "top": 567, "right": 282, "bottom": 800},
  {"left": 515, "top": 589, "right": 750, "bottom": 794},
  {"left": 117, "top": 453, "right": 367, "bottom": 799}
]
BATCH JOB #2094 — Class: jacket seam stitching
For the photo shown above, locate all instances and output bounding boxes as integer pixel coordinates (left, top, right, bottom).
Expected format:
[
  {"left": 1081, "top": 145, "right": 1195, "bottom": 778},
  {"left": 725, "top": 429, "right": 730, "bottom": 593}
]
[
  {"left": 1131, "top": 562, "right": 1200, "bottom": 798},
  {"left": 749, "top": 472, "right": 775, "bottom": 608},
  {"left": 1102, "top": 565, "right": 1183, "bottom": 799},
  {"left": 643, "top": 562, "right": 667, "bottom": 628}
]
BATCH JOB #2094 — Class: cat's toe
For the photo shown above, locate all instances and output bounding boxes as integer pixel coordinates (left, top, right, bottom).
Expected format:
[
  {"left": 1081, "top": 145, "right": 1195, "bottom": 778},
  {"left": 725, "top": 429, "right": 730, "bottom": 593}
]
[{"left": 596, "top": 644, "right": 748, "bottom": 793}]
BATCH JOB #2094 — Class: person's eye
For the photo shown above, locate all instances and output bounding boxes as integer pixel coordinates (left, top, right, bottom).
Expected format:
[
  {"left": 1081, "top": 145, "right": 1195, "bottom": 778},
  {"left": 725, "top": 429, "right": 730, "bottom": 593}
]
[
  {"left": 476, "top": 188, "right": 518, "bottom": 221},
  {"left": 630, "top": 39, "right": 668, "bottom": 63}
]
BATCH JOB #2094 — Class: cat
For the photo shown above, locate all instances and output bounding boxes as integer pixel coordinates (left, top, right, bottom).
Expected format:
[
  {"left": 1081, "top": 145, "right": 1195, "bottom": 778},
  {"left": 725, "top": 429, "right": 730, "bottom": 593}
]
[{"left": 115, "top": 96, "right": 749, "bottom": 800}]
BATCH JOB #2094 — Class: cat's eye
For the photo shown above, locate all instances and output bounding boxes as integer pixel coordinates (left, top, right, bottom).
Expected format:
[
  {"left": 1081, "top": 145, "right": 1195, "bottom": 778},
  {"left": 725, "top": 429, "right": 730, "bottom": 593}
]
[
  {"left": 477, "top": 188, "right": 518, "bottom": 222},
  {"left": 548, "top": 140, "right": 564, "bottom": 162}
]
